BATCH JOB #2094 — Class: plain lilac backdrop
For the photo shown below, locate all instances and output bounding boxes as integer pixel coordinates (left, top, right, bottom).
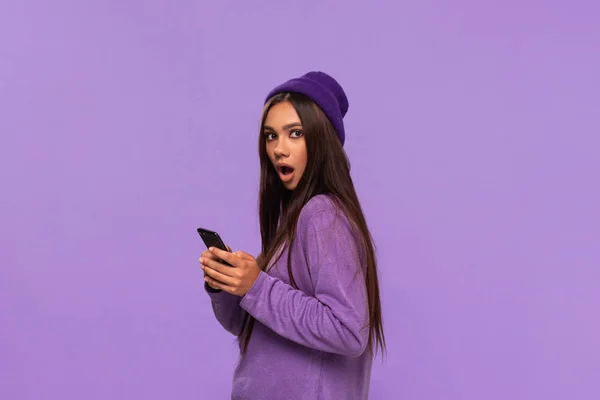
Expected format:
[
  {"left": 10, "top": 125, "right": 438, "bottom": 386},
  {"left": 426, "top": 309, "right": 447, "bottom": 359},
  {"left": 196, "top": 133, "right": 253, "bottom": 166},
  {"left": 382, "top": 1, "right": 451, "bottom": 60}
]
[{"left": 1, "top": 1, "right": 599, "bottom": 399}]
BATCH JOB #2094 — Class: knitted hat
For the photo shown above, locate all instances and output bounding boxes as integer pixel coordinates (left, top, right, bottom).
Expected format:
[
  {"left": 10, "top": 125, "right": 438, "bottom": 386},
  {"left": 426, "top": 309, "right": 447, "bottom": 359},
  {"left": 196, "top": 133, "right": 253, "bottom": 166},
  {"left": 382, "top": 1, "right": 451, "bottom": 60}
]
[{"left": 265, "top": 71, "right": 349, "bottom": 146}]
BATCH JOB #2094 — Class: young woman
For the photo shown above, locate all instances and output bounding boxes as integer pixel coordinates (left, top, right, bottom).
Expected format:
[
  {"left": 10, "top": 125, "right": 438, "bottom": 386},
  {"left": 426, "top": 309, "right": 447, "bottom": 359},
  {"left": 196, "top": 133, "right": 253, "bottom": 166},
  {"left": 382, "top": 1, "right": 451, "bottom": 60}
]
[{"left": 199, "top": 71, "right": 385, "bottom": 400}]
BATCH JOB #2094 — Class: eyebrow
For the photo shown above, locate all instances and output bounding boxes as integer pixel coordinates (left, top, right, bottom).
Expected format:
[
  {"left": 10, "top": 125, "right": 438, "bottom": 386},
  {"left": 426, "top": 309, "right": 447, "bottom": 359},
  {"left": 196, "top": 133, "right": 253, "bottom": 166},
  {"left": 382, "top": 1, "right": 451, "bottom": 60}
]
[{"left": 263, "top": 122, "right": 302, "bottom": 131}]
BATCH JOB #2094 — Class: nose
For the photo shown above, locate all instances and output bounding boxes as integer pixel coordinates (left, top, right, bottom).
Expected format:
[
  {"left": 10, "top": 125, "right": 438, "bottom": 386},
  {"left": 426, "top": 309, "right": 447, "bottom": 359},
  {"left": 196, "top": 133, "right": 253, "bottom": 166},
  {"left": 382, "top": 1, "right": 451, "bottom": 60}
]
[{"left": 273, "top": 138, "right": 289, "bottom": 158}]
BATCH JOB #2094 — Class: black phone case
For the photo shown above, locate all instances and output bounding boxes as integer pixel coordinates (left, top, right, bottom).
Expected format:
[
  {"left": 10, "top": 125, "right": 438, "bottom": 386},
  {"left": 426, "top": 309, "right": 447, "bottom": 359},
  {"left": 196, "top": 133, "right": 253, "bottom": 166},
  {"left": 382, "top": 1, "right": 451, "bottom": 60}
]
[
  {"left": 197, "top": 227, "right": 228, "bottom": 252},
  {"left": 197, "top": 227, "right": 231, "bottom": 294}
]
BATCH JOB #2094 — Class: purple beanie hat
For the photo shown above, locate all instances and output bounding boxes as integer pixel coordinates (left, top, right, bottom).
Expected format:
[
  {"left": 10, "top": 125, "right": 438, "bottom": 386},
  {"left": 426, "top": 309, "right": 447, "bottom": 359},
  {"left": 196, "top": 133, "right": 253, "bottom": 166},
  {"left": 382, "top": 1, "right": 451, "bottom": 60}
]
[{"left": 265, "top": 71, "right": 349, "bottom": 146}]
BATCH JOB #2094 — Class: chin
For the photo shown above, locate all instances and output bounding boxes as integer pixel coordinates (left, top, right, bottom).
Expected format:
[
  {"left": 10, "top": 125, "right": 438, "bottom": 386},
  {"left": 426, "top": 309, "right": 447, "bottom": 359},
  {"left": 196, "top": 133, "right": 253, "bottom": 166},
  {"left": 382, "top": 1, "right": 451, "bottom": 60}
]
[{"left": 283, "top": 181, "right": 298, "bottom": 191}]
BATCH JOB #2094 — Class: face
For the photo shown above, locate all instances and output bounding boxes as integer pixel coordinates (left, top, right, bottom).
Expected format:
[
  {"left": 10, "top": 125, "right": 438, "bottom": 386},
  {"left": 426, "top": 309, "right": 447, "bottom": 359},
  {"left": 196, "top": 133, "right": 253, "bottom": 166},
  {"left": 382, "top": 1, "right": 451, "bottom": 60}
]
[{"left": 263, "top": 101, "right": 307, "bottom": 191}]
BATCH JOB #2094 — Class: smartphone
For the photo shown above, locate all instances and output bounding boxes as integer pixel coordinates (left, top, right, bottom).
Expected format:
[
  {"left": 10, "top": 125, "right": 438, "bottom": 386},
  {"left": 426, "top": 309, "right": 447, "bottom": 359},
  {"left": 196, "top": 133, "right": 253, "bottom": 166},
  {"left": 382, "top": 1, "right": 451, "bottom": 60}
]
[{"left": 197, "top": 227, "right": 231, "bottom": 266}]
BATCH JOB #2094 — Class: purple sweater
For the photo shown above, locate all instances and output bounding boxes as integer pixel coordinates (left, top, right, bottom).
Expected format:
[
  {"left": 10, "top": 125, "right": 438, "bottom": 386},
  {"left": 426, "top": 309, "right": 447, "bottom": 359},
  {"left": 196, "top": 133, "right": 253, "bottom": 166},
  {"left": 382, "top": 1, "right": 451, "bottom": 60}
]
[{"left": 206, "top": 195, "right": 372, "bottom": 400}]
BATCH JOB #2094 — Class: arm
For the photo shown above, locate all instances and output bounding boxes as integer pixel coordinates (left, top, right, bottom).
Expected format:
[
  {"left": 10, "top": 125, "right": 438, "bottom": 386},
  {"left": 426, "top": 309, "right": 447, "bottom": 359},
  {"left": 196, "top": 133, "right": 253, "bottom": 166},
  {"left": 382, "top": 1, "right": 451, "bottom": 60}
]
[
  {"left": 239, "top": 210, "right": 369, "bottom": 356},
  {"left": 205, "top": 281, "right": 248, "bottom": 336}
]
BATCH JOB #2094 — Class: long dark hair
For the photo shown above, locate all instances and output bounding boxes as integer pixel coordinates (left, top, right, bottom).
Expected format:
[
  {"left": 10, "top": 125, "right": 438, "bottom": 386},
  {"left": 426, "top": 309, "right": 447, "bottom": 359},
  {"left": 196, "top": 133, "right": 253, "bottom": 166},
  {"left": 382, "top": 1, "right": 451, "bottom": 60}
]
[{"left": 238, "top": 92, "right": 385, "bottom": 357}]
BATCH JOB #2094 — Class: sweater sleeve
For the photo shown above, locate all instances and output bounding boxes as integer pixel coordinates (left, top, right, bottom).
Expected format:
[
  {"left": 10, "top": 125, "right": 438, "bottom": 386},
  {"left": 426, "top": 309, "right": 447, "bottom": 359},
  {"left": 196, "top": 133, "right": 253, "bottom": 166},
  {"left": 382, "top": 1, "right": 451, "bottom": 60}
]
[
  {"left": 205, "top": 282, "right": 248, "bottom": 336},
  {"left": 239, "top": 209, "right": 370, "bottom": 356}
]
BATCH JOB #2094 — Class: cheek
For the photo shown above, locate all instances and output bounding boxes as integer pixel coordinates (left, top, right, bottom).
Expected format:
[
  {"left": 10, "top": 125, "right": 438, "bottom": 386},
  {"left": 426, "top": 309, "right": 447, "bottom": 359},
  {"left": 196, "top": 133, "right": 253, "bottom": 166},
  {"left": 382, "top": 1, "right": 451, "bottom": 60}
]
[
  {"left": 299, "top": 155, "right": 307, "bottom": 171},
  {"left": 298, "top": 143, "right": 308, "bottom": 168},
  {"left": 265, "top": 144, "right": 275, "bottom": 161}
]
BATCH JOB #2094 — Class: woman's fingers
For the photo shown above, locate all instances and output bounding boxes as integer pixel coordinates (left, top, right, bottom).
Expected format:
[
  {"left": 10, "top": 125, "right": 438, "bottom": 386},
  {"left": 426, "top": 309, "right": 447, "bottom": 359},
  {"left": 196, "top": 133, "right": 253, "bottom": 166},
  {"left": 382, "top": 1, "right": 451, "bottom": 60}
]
[
  {"left": 200, "top": 244, "right": 233, "bottom": 264},
  {"left": 200, "top": 249, "right": 219, "bottom": 261},
  {"left": 209, "top": 247, "right": 245, "bottom": 267},
  {"left": 204, "top": 275, "right": 226, "bottom": 291},
  {"left": 203, "top": 266, "right": 236, "bottom": 289},
  {"left": 201, "top": 256, "right": 237, "bottom": 277}
]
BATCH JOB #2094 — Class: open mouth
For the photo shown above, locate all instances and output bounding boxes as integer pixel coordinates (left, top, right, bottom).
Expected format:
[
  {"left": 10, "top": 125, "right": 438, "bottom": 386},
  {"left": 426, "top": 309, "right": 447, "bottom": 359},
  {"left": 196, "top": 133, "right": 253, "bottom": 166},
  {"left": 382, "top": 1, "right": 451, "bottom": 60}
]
[{"left": 278, "top": 165, "right": 295, "bottom": 176}]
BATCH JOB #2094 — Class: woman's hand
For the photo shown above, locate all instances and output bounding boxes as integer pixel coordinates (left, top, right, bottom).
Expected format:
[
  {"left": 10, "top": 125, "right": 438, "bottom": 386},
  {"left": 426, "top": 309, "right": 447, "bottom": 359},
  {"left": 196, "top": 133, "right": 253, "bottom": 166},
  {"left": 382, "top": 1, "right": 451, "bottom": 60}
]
[
  {"left": 199, "top": 245, "right": 231, "bottom": 290},
  {"left": 200, "top": 247, "right": 261, "bottom": 296}
]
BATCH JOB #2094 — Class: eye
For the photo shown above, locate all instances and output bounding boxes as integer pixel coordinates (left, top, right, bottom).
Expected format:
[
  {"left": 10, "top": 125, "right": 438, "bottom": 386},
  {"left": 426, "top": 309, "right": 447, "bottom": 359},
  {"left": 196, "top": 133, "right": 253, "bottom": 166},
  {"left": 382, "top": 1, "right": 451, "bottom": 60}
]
[
  {"left": 290, "top": 129, "right": 303, "bottom": 138},
  {"left": 265, "top": 132, "right": 277, "bottom": 141}
]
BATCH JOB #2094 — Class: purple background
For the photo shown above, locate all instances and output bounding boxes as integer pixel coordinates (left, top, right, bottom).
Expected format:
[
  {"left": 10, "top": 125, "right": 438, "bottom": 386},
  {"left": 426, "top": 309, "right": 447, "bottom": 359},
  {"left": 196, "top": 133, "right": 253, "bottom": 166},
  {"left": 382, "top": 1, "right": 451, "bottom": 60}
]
[{"left": 2, "top": 1, "right": 599, "bottom": 399}]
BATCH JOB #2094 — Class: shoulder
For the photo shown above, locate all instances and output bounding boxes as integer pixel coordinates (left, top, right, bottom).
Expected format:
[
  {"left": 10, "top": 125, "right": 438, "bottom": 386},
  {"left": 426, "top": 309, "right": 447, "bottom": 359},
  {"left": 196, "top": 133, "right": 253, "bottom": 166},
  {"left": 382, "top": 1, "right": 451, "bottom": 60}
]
[
  {"left": 297, "top": 194, "right": 351, "bottom": 233},
  {"left": 299, "top": 194, "right": 339, "bottom": 219},
  {"left": 296, "top": 195, "right": 364, "bottom": 264}
]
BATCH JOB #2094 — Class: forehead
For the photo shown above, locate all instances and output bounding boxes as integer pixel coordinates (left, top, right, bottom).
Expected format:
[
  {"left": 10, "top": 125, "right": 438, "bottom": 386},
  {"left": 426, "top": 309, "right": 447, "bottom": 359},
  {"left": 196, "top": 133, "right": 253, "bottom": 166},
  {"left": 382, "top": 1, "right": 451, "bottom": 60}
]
[{"left": 264, "top": 101, "right": 301, "bottom": 128}]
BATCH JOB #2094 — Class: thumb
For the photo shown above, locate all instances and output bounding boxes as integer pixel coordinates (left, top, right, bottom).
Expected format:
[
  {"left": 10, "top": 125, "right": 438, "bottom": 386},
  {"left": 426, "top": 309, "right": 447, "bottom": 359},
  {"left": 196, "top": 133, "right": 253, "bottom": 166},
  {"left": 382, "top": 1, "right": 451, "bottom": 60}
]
[
  {"left": 226, "top": 244, "right": 232, "bottom": 252},
  {"left": 235, "top": 250, "right": 255, "bottom": 261}
]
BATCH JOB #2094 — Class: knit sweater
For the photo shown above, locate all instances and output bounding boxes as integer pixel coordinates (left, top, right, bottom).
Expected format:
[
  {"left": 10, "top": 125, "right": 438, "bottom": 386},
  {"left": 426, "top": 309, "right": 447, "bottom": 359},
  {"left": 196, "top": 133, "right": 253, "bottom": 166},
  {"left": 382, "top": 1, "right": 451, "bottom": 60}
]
[{"left": 206, "top": 195, "right": 372, "bottom": 400}]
